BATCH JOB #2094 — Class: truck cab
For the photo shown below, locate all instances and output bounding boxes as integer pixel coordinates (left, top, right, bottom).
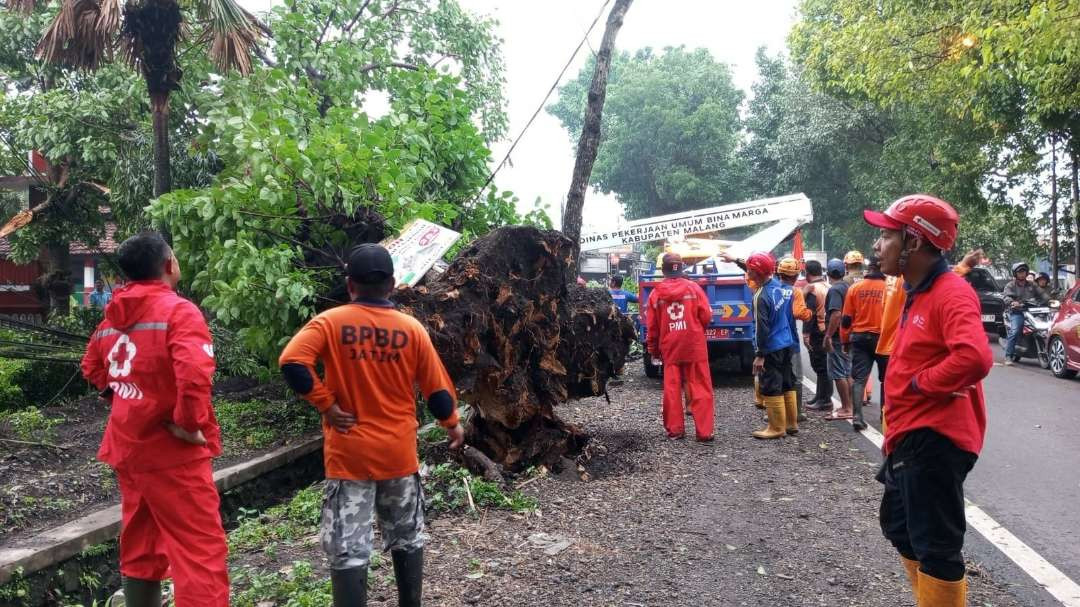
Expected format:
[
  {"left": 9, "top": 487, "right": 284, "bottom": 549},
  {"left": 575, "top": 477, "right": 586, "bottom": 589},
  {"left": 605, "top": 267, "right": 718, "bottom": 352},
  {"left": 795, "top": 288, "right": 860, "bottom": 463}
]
[{"left": 578, "top": 193, "right": 815, "bottom": 377}]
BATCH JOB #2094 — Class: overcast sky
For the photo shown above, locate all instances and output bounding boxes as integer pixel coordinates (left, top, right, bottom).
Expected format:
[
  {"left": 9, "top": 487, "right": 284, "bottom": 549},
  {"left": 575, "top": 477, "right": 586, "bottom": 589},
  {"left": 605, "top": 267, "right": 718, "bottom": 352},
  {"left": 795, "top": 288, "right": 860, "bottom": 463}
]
[
  {"left": 240, "top": 0, "right": 799, "bottom": 232},
  {"left": 458, "top": 1, "right": 798, "bottom": 234}
]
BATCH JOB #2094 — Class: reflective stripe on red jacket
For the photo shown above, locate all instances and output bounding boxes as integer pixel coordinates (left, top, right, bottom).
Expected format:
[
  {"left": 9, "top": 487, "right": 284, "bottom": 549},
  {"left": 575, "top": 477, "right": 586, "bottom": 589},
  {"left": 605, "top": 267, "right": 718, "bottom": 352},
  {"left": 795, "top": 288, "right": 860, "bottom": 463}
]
[
  {"left": 882, "top": 258, "right": 992, "bottom": 456},
  {"left": 81, "top": 281, "right": 219, "bottom": 471}
]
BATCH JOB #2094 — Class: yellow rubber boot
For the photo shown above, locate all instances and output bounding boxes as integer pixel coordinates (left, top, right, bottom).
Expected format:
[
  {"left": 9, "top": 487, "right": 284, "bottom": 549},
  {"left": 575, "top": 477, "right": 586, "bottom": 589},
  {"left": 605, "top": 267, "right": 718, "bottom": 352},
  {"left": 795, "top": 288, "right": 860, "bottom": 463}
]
[
  {"left": 752, "top": 395, "right": 786, "bottom": 439},
  {"left": 754, "top": 377, "right": 765, "bottom": 409},
  {"left": 783, "top": 391, "right": 798, "bottom": 435},
  {"left": 901, "top": 557, "right": 919, "bottom": 598},
  {"left": 917, "top": 571, "right": 966, "bottom": 607}
]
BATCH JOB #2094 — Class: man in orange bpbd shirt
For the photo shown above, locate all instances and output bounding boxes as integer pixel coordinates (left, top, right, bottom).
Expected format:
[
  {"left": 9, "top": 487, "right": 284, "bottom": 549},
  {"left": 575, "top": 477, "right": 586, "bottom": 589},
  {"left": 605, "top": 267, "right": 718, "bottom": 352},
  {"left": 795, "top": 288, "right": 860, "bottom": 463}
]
[
  {"left": 279, "top": 244, "right": 463, "bottom": 607},
  {"left": 840, "top": 255, "right": 887, "bottom": 431}
]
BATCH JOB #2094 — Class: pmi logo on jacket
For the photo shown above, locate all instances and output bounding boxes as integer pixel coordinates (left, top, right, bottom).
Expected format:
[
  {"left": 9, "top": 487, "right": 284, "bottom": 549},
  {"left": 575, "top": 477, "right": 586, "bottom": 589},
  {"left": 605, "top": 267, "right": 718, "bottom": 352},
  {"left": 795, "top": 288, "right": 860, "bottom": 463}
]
[{"left": 666, "top": 301, "right": 687, "bottom": 330}]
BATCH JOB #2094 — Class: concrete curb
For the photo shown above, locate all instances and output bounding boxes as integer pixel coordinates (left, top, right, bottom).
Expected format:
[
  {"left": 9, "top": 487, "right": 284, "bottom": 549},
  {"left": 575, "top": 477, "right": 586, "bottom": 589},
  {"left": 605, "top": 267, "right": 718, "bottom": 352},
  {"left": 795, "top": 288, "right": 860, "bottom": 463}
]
[{"left": 0, "top": 436, "right": 323, "bottom": 586}]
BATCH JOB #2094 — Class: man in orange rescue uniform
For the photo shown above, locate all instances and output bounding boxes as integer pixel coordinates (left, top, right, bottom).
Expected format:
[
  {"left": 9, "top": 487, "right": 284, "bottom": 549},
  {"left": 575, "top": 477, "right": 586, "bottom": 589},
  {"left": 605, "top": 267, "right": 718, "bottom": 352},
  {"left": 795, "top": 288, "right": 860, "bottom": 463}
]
[
  {"left": 646, "top": 252, "right": 715, "bottom": 441},
  {"left": 865, "top": 195, "right": 992, "bottom": 607},
  {"left": 279, "top": 244, "right": 464, "bottom": 607},
  {"left": 839, "top": 255, "right": 887, "bottom": 431},
  {"left": 81, "top": 232, "right": 228, "bottom": 607}
]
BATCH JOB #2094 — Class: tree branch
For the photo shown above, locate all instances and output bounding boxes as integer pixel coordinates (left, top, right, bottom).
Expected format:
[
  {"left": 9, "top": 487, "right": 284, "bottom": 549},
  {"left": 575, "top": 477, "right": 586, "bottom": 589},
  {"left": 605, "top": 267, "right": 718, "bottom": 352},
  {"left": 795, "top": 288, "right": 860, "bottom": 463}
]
[
  {"left": 0, "top": 437, "right": 67, "bottom": 450},
  {"left": 314, "top": 7, "right": 337, "bottom": 53},
  {"left": 254, "top": 45, "right": 277, "bottom": 68},
  {"left": 358, "top": 61, "right": 418, "bottom": 74},
  {"left": 563, "top": 0, "right": 634, "bottom": 265},
  {"left": 343, "top": 0, "right": 374, "bottom": 34}
]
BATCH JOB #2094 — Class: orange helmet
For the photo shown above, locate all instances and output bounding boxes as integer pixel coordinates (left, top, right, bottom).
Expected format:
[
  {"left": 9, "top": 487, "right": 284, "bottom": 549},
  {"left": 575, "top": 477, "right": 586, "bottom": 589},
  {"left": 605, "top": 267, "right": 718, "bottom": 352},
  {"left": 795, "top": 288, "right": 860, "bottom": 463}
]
[
  {"left": 843, "top": 250, "right": 865, "bottom": 265},
  {"left": 777, "top": 257, "right": 801, "bottom": 277}
]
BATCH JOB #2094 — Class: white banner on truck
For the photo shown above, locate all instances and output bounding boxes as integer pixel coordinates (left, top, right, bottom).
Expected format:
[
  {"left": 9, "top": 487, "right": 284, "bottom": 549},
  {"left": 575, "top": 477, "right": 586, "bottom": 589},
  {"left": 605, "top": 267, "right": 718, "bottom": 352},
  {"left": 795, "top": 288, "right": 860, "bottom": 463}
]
[
  {"left": 382, "top": 219, "right": 462, "bottom": 287},
  {"left": 579, "top": 193, "right": 813, "bottom": 252}
]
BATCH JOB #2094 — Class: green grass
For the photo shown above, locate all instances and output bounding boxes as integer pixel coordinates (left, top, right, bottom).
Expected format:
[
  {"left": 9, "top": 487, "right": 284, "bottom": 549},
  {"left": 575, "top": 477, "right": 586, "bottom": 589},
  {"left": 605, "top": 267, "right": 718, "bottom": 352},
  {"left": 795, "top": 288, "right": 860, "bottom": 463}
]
[
  {"left": 425, "top": 463, "right": 538, "bottom": 514},
  {"left": 228, "top": 486, "right": 323, "bottom": 554},
  {"left": 0, "top": 406, "right": 63, "bottom": 442},
  {"left": 214, "top": 398, "right": 320, "bottom": 453},
  {"left": 231, "top": 561, "right": 331, "bottom": 607}
]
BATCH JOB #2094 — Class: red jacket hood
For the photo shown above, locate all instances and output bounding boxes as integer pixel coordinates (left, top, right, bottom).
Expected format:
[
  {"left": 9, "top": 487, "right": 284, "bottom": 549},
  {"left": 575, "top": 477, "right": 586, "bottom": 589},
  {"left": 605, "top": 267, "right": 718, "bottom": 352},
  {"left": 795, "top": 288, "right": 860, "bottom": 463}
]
[
  {"left": 652, "top": 277, "right": 697, "bottom": 300},
  {"left": 105, "top": 281, "right": 175, "bottom": 329}
]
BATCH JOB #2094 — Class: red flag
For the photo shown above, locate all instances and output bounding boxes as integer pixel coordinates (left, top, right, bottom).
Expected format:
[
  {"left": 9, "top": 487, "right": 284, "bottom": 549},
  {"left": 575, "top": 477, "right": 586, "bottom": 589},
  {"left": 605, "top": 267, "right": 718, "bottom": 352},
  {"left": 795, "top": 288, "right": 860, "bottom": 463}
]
[{"left": 793, "top": 229, "right": 805, "bottom": 262}]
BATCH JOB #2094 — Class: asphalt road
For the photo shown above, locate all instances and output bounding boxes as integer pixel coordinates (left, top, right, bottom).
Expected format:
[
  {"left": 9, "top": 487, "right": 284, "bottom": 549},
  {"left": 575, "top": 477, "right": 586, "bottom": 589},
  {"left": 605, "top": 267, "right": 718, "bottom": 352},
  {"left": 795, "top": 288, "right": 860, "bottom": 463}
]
[{"left": 799, "top": 339, "right": 1080, "bottom": 605}]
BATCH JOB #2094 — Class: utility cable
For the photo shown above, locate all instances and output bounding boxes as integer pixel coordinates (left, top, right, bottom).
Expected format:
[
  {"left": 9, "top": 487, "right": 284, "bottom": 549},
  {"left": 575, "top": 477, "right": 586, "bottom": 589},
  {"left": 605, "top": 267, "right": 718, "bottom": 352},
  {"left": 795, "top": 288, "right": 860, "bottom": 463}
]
[{"left": 471, "top": 0, "right": 613, "bottom": 202}]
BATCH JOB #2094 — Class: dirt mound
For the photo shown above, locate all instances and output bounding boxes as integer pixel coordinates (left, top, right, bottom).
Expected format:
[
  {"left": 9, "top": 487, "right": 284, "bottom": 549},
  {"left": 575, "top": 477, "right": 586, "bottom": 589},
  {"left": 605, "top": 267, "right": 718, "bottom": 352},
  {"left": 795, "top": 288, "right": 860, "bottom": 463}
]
[{"left": 395, "top": 226, "right": 635, "bottom": 471}]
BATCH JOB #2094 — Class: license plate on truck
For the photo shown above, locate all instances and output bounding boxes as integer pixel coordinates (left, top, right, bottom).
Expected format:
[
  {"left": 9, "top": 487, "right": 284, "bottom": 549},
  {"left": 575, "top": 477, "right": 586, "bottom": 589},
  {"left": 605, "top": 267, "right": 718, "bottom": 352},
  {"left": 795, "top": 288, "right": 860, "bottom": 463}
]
[
  {"left": 705, "top": 328, "right": 730, "bottom": 339},
  {"left": 981, "top": 314, "right": 996, "bottom": 322}
]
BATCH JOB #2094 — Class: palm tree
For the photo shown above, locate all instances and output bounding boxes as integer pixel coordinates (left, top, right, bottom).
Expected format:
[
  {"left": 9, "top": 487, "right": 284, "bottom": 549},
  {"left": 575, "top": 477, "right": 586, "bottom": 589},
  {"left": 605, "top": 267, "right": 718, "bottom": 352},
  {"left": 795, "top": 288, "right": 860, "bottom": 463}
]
[{"left": 10, "top": 0, "right": 262, "bottom": 197}]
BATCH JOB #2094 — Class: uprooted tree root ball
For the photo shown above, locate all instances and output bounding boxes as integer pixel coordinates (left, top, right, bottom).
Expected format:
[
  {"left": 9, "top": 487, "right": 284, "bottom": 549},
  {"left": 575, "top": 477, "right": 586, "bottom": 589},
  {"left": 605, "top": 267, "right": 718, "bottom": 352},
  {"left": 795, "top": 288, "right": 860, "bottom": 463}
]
[{"left": 395, "top": 226, "right": 636, "bottom": 472}]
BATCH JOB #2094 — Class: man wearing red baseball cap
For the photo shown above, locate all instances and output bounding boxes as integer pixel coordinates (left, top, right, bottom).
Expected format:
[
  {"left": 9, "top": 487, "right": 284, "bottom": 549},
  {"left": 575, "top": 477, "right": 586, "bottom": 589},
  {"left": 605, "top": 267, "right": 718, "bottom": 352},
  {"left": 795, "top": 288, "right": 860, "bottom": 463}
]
[
  {"left": 864, "top": 195, "right": 993, "bottom": 607},
  {"left": 645, "top": 253, "right": 715, "bottom": 441},
  {"left": 744, "top": 252, "right": 799, "bottom": 439}
]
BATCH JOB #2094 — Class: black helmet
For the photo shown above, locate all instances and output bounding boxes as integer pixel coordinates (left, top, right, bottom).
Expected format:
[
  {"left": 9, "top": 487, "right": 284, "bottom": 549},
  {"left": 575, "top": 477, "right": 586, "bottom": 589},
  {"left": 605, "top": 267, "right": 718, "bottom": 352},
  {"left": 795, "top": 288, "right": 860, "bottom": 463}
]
[
  {"left": 1036, "top": 272, "right": 1050, "bottom": 282},
  {"left": 1011, "top": 262, "right": 1029, "bottom": 276}
]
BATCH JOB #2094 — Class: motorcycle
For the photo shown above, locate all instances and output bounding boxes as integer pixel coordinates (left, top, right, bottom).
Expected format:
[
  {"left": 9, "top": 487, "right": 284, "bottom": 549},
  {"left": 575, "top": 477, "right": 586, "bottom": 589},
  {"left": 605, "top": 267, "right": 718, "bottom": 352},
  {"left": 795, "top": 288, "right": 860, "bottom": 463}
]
[{"left": 1009, "top": 299, "right": 1057, "bottom": 368}]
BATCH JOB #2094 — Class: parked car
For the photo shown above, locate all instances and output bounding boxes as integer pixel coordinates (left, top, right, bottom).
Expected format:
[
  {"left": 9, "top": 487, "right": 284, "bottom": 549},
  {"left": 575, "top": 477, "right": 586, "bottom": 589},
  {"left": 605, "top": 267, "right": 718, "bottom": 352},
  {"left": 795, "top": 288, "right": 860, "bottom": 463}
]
[
  {"left": 961, "top": 267, "right": 1007, "bottom": 338},
  {"left": 1047, "top": 283, "right": 1080, "bottom": 379}
]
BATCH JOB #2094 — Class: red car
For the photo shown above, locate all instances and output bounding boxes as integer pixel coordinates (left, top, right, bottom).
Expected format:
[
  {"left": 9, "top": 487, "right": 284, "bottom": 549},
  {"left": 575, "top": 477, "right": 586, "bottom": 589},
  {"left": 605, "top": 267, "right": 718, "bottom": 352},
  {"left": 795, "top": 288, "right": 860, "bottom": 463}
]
[{"left": 1047, "top": 283, "right": 1080, "bottom": 379}]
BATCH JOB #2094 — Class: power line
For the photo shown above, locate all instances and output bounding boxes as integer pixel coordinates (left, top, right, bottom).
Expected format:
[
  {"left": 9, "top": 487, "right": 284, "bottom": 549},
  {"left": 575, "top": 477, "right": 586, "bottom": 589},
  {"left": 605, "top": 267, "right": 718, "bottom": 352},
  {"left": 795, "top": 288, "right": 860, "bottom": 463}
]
[{"left": 472, "top": 0, "right": 613, "bottom": 202}]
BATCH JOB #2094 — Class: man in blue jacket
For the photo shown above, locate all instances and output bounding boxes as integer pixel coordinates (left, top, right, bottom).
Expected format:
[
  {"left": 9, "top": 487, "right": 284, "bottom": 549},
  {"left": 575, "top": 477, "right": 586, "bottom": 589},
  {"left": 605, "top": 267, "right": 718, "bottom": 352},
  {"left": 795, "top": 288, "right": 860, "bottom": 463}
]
[
  {"left": 608, "top": 276, "right": 639, "bottom": 314},
  {"left": 746, "top": 252, "right": 796, "bottom": 439}
]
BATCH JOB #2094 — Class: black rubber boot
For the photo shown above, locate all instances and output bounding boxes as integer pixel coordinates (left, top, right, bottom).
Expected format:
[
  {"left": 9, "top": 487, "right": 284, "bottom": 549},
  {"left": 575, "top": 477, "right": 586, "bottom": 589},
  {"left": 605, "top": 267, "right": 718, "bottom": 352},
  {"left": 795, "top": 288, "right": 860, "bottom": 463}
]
[
  {"left": 820, "top": 374, "right": 834, "bottom": 401},
  {"left": 392, "top": 548, "right": 424, "bottom": 607},
  {"left": 331, "top": 566, "right": 368, "bottom": 607},
  {"left": 121, "top": 577, "right": 161, "bottom": 607},
  {"left": 851, "top": 380, "right": 867, "bottom": 431},
  {"left": 806, "top": 374, "right": 833, "bottom": 410}
]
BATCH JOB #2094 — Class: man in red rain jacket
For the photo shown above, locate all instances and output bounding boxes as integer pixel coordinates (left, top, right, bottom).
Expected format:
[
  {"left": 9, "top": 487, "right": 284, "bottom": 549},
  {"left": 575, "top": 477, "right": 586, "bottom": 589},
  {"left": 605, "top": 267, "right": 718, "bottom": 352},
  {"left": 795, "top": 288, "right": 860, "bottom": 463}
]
[
  {"left": 81, "top": 232, "right": 228, "bottom": 607},
  {"left": 645, "top": 253, "right": 715, "bottom": 441},
  {"left": 864, "top": 195, "right": 993, "bottom": 607}
]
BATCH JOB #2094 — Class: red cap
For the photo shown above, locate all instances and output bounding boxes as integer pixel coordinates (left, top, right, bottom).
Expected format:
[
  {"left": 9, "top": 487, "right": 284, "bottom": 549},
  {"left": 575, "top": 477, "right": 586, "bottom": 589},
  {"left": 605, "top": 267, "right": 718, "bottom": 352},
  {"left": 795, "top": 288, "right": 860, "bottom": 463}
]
[
  {"left": 864, "top": 194, "right": 959, "bottom": 251},
  {"left": 661, "top": 253, "right": 684, "bottom": 276}
]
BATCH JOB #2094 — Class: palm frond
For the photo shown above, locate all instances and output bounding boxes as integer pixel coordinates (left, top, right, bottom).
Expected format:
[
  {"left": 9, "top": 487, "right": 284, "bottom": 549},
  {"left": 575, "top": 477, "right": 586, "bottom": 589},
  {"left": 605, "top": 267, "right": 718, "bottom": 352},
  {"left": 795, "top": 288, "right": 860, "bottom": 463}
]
[
  {"left": 36, "top": 0, "right": 110, "bottom": 69},
  {"left": 6, "top": 0, "right": 47, "bottom": 15},
  {"left": 200, "top": 0, "right": 261, "bottom": 75},
  {"left": 94, "top": 0, "right": 121, "bottom": 38}
]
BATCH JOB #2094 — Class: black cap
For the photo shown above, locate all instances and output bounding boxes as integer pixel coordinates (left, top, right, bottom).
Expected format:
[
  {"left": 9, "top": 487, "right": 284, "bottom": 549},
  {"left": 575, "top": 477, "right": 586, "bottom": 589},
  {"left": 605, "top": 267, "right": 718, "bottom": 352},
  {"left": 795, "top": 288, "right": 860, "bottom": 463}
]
[{"left": 347, "top": 244, "right": 394, "bottom": 284}]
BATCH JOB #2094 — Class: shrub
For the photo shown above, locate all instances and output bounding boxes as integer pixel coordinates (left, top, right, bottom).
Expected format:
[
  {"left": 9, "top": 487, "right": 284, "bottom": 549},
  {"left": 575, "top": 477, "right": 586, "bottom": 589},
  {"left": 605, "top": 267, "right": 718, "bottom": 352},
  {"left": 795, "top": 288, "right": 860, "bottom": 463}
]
[
  {"left": 48, "top": 307, "right": 103, "bottom": 338},
  {"left": 215, "top": 399, "right": 320, "bottom": 453},
  {"left": 0, "top": 406, "right": 63, "bottom": 441},
  {"left": 424, "top": 463, "right": 537, "bottom": 514},
  {"left": 0, "top": 359, "right": 27, "bottom": 412},
  {"left": 11, "top": 360, "right": 85, "bottom": 405},
  {"left": 211, "top": 321, "right": 270, "bottom": 382}
]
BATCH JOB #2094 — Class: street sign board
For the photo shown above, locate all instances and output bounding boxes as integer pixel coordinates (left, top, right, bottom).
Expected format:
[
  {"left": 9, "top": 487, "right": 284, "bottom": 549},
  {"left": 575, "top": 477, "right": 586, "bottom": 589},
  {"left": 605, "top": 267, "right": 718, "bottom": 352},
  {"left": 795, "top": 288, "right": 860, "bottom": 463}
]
[
  {"left": 382, "top": 219, "right": 462, "bottom": 287},
  {"left": 579, "top": 193, "right": 813, "bottom": 252}
]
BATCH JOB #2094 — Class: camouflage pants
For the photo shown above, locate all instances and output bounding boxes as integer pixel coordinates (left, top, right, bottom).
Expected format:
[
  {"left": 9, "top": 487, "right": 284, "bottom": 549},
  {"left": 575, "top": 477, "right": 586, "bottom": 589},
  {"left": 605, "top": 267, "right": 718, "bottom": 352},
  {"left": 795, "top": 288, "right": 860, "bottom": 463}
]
[{"left": 320, "top": 474, "right": 426, "bottom": 570}]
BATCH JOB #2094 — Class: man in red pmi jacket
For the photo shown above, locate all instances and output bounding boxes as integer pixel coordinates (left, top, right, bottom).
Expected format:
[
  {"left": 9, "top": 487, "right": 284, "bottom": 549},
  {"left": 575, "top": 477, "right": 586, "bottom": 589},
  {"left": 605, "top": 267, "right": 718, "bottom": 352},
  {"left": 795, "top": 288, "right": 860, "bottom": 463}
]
[
  {"left": 82, "top": 232, "right": 228, "bottom": 607},
  {"left": 646, "top": 253, "right": 715, "bottom": 441},
  {"left": 864, "top": 195, "right": 993, "bottom": 607}
]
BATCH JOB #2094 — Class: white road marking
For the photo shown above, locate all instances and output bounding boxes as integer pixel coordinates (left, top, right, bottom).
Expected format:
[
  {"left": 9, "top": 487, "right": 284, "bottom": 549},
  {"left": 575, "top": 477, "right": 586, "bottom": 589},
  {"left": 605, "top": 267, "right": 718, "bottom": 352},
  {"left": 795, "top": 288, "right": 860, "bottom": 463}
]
[{"left": 801, "top": 376, "right": 1080, "bottom": 606}]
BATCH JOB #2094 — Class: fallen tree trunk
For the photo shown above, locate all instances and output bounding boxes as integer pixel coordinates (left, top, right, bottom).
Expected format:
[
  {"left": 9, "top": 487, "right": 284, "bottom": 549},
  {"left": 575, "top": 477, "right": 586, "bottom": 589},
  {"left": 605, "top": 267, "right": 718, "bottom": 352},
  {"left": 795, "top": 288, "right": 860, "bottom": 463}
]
[{"left": 395, "top": 226, "right": 636, "bottom": 471}]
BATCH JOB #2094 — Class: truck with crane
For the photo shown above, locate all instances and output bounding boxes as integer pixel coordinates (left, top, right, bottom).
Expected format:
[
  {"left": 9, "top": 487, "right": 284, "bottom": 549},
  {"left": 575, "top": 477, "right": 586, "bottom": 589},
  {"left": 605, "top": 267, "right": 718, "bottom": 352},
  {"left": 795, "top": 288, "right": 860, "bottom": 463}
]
[{"left": 578, "top": 193, "right": 815, "bottom": 376}]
